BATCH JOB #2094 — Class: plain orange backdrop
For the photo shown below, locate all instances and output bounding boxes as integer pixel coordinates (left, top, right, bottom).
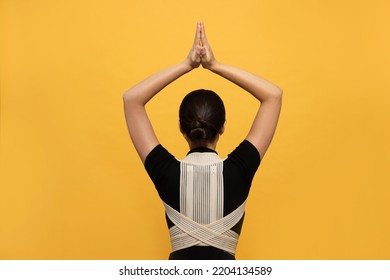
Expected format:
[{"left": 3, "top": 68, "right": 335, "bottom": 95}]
[{"left": 1, "top": 0, "right": 389, "bottom": 259}]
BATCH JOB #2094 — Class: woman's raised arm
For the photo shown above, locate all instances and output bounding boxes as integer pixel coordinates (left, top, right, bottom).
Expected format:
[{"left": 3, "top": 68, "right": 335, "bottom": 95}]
[
  {"left": 199, "top": 22, "right": 283, "bottom": 159},
  {"left": 123, "top": 22, "right": 203, "bottom": 163}
]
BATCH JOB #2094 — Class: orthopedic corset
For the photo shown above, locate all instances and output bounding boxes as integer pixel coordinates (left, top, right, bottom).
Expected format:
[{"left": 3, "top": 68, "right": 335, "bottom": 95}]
[{"left": 163, "top": 152, "right": 246, "bottom": 255}]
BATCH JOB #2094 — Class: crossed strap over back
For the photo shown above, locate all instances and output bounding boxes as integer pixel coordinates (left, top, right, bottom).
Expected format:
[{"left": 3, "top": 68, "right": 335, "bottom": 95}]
[
  {"left": 164, "top": 199, "right": 246, "bottom": 255},
  {"left": 162, "top": 152, "right": 246, "bottom": 255}
]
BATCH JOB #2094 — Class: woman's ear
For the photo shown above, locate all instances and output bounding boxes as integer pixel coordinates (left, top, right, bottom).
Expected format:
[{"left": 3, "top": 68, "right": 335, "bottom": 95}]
[
  {"left": 179, "top": 120, "right": 189, "bottom": 140},
  {"left": 219, "top": 121, "right": 226, "bottom": 135},
  {"left": 179, "top": 120, "right": 184, "bottom": 134}
]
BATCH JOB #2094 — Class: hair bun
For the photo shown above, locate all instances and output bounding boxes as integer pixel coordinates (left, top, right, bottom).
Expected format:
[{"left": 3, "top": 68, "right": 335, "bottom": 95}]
[{"left": 189, "top": 127, "right": 207, "bottom": 140}]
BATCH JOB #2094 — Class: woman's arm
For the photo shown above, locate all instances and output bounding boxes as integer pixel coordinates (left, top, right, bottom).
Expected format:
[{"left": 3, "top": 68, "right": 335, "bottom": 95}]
[
  {"left": 123, "top": 23, "right": 203, "bottom": 163},
  {"left": 199, "top": 22, "right": 283, "bottom": 159}
]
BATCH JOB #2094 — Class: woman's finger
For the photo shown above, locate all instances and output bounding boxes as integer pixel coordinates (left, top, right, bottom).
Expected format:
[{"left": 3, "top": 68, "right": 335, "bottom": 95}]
[
  {"left": 200, "top": 22, "right": 209, "bottom": 45},
  {"left": 193, "top": 21, "right": 201, "bottom": 46}
]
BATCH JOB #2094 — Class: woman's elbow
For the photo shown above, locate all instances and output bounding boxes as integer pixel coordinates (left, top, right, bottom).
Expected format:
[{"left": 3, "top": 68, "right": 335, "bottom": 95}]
[
  {"left": 277, "top": 86, "right": 283, "bottom": 96},
  {"left": 272, "top": 87, "right": 283, "bottom": 100},
  {"left": 123, "top": 89, "right": 137, "bottom": 104}
]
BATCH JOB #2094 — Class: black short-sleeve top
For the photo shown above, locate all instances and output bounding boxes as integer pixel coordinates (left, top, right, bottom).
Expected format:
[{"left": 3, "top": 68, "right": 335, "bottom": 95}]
[{"left": 144, "top": 140, "right": 261, "bottom": 259}]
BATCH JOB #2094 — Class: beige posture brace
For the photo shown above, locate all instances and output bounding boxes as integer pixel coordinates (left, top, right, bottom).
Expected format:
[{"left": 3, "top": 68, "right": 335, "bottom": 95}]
[{"left": 163, "top": 152, "right": 246, "bottom": 255}]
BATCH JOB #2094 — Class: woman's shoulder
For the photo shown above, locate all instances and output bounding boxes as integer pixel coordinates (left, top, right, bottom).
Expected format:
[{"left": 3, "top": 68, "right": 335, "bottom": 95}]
[
  {"left": 224, "top": 139, "right": 261, "bottom": 182},
  {"left": 226, "top": 140, "right": 261, "bottom": 163},
  {"left": 144, "top": 144, "right": 179, "bottom": 173}
]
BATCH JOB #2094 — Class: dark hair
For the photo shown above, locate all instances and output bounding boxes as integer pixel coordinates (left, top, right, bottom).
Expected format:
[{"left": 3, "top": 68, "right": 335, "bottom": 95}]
[{"left": 179, "top": 89, "right": 225, "bottom": 144}]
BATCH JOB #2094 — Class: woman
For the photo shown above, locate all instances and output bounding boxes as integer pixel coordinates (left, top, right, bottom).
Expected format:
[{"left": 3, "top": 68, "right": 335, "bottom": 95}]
[{"left": 123, "top": 22, "right": 282, "bottom": 259}]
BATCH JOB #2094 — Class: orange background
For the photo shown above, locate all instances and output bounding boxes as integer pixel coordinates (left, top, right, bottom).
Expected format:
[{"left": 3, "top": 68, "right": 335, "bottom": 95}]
[{"left": 1, "top": 0, "right": 389, "bottom": 259}]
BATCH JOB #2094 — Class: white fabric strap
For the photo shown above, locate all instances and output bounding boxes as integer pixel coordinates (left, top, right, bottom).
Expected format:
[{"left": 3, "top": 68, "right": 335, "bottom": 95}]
[
  {"left": 210, "top": 165, "right": 218, "bottom": 222},
  {"left": 185, "top": 165, "right": 194, "bottom": 219},
  {"left": 163, "top": 199, "right": 246, "bottom": 255}
]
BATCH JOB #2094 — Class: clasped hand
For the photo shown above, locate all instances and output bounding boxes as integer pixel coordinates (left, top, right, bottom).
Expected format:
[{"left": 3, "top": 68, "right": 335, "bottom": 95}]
[{"left": 186, "top": 22, "right": 216, "bottom": 70}]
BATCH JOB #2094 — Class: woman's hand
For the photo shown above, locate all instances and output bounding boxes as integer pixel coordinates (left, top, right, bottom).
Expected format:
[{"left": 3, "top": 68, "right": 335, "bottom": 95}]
[
  {"left": 185, "top": 22, "right": 217, "bottom": 70},
  {"left": 199, "top": 22, "right": 217, "bottom": 70},
  {"left": 185, "top": 22, "right": 203, "bottom": 69}
]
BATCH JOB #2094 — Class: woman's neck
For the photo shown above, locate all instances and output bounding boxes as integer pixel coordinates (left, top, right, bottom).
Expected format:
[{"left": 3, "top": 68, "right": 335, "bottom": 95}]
[
  {"left": 185, "top": 134, "right": 220, "bottom": 151},
  {"left": 189, "top": 142, "right": 217, "bottom": 150}
]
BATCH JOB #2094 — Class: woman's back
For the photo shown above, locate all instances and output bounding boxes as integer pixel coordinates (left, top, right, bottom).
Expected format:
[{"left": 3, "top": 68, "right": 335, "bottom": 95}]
[{"left": 145, "top": 140, "right": 260, "bottom": 259}]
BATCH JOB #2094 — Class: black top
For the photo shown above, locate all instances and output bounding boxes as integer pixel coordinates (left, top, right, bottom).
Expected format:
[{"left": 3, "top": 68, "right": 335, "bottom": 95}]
[{"left": 144, "top": 140, "right": 261, "bottom": 259}]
